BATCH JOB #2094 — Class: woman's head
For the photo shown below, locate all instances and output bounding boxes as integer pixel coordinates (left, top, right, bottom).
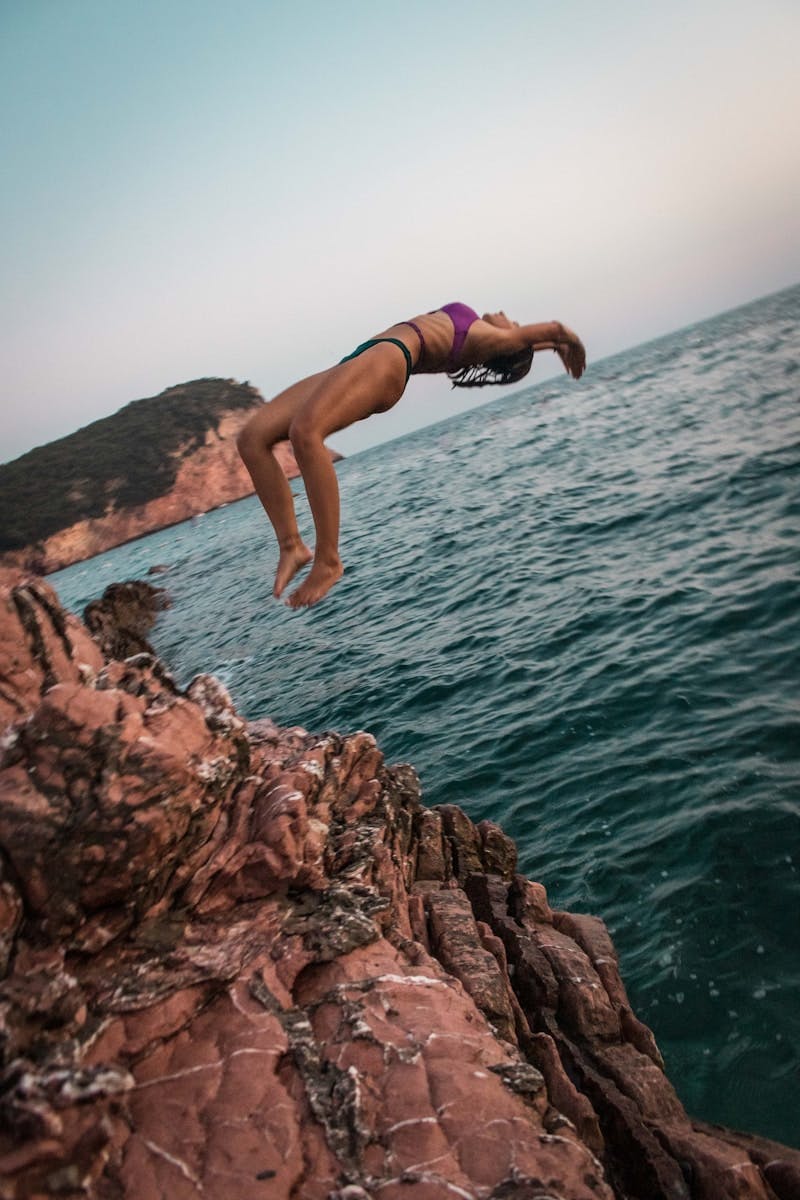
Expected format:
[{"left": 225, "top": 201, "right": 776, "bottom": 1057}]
[{"left": 448, "top": 346, "right": 534, "bottom": 389}]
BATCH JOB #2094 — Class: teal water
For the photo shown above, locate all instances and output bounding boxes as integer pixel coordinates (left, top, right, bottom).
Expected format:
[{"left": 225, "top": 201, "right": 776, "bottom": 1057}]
[{"left": 52, "top": 285, "right": 800, "bottom": 1146}]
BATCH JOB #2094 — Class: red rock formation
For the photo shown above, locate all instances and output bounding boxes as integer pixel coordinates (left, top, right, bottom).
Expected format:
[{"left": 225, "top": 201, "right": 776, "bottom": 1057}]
[
  {"left": 1, "top": 571, "right": 799, "bottom": 1199},
  {"left": 1, "top": 400, "right": 342, "bottom": 575}
]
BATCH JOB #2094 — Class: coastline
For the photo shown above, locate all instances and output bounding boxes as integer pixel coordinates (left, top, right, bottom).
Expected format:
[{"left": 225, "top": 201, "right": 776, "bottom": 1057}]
[{"left": 0, "top": 377, "right": 342, "bottom": 575}]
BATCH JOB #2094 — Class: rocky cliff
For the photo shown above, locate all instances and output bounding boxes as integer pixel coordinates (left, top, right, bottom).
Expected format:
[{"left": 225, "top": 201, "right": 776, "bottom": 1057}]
[
  {"left": 1, "top": 572, "right": 799, "bottom": 1200},
  {"left": 0, "top": 379, "right": 341, "bottom": 574}
]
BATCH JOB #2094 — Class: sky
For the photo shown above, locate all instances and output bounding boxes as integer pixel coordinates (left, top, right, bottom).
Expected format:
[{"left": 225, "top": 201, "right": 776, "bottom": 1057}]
[{"left": 1, "top": 0, "right": 798, "bottom": 462}]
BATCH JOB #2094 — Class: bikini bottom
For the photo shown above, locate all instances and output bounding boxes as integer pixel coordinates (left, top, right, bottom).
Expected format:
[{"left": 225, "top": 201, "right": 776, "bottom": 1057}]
[{"left": 339, "top": 337, "right": 413, "bottom": 383}]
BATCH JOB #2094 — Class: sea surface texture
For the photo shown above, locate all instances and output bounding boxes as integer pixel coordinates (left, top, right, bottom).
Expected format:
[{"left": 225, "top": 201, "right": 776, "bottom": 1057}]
[{"left": 53, "top": 286, "right": 800, "bottom": 1147}]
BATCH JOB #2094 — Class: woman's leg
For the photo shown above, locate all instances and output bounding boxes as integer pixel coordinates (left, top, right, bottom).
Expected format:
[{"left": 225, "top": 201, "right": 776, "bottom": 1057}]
[
  {"left": 286, "top": 345, "right": 408, "bottom": 608},
  {"left": 237, "top": 369, "right": 331, "bottom": 596}
]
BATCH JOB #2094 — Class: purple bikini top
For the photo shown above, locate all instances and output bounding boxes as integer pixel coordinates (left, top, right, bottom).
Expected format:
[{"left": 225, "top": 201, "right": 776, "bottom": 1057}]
[{"left": 404, "top": 302, "right": 480, "bottom": 371}]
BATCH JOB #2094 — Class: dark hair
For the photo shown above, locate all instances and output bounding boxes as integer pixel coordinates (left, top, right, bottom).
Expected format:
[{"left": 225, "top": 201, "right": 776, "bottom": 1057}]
[{"left": 448, "top": 346, "right": 534, "bottom": 389}]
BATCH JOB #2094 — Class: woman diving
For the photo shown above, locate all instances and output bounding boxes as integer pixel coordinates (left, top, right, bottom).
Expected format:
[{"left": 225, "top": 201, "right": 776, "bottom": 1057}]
[{"left": 237, "top": 303, "right": 586, "bottom": 608}]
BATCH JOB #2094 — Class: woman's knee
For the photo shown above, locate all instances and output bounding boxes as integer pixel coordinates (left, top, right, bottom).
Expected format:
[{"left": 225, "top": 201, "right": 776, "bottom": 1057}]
[
  {"left": 288, "top": 414, "right": 320, "bottom": 457},
  {"left": 236, "top": 422, "right": 260, "bottom": 464},
  {"left": 237, "top": 412, "right": 279, "bottom": 462}
]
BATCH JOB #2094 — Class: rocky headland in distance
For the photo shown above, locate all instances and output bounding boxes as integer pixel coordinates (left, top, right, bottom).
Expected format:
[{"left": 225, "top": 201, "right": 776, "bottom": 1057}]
[
  {"left": 1, "top": 571, "right": 799, "bottom": 1199},
  {"left": 0, "top": 379, "right": 341, "bottom": 574}
]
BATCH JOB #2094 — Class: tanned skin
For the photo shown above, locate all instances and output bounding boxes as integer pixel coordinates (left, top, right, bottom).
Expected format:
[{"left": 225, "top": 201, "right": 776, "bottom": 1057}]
[{"left": 237, "top": 309, "right": 586, "bottom": 609}]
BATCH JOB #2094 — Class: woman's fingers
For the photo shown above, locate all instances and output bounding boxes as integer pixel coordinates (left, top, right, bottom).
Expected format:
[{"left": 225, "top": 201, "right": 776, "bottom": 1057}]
[{"left": 555, "top": 342, "right": 582, "bottom": 379}]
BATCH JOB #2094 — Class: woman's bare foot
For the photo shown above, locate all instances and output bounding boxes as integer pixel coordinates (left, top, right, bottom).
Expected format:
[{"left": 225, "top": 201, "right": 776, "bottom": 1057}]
[
  {"left": 273, "top": 540, "right": 313, "bottom": 598},
  {"left": 287, "top": 555, "right": 344, "bottom": 608}
]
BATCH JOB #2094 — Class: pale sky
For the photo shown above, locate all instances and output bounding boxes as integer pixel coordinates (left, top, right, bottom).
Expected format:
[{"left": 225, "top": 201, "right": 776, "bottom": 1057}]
[{"left": 2, "top": 0, "right": 798, "bottom": 462}]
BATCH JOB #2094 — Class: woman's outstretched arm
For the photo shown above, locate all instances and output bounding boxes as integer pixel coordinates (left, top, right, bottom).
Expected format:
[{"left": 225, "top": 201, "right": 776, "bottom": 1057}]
[{"left": 467, "top": 317, "right": 586, "bottom": 378}]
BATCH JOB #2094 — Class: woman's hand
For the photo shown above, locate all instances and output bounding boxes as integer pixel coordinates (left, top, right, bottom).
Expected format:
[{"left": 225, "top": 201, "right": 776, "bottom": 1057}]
[{"left": 554, "top": 323, "right": 586, "bottom": 379}]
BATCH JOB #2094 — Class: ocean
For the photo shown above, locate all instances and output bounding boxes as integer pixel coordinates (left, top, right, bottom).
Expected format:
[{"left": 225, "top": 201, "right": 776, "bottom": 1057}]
[{"left": 52, "top": 284, "right": 800, "bottom": 1147}]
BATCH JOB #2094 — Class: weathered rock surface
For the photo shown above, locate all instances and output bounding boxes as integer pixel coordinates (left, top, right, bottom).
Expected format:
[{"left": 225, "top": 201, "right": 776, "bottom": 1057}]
[
  {"left": 1, "top": 571, "right": 799, "bottom": 1199},
  {"left": 83, "top": 581, "right": 170, "bottom": 660}
]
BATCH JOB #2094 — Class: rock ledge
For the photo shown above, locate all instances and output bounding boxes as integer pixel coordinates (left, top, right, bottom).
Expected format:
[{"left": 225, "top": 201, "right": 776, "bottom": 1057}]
[{"left": 1, "top": 570, "right": 798, "bottom": 1199}]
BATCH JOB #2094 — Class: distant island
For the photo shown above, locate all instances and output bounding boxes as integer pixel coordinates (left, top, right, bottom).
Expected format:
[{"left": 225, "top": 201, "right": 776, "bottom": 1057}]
[{"left": 0, "top": 378, "right": 341, "bottom": 573}]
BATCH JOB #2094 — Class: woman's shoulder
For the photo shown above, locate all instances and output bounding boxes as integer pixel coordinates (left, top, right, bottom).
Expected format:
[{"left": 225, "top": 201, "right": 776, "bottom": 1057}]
[{"left": 459, "top": 317, "right": 519, "bottom": 363}]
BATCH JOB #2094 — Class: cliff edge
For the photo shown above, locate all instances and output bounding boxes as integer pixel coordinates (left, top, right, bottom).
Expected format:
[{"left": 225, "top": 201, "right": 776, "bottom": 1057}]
[
  {"left": 1, "top": 572, "right": 798, "bottom": 1199},
  {"left": 0, "top": 379, "right": 341, "bottom": 574}
]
